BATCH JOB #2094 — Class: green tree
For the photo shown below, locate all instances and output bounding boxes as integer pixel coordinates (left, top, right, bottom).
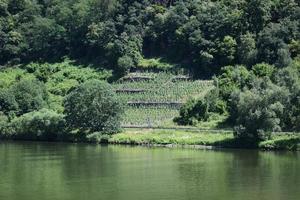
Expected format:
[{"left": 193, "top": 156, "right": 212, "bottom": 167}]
[
  {"left": 274, "top": 63, "right": 300, "bottom": 131},
  {"left": 20, "top": 17, "right": 67, "bottom": 61},
  {"left": 0, "top": 88, "right": 18, "bottom": 115},
  {"left": 251, "top": 63, "right": 275, "bottom": 78},
  {"left": 7, "top": 0, "right": 27, "bottom": 14},
  {"left": 231, "top": 79, "right": 288, "bottom": 141},
  {"left": 117, "top": 55, "right": 134, "bottom": 76},
  {"left": 174, "top": 98, "right": 209, "bottom": 125},
  {"left": 289, "top": 40, "right": 300, "bottom": 58},
  {"left": 217, "top": 36, "right": 237, "bottom": 65},
  {"left": 64, "top": 80, "right": 123, "bottom": 134},
  {"left": 11, "top": 79, "right": 48, "bottom": 115},
  {"left": 0, "top": 0, "right": 8, "bottom": 16},
  {"left": 216, "top": 65, "right": 251, "bottom": 100},
  {"left": 238, "top": 33, "right": 257, "bottom": 66},
  {"left": 0, "top": 112, "right": 9, "bottom": 137},
  {"left": 243, "top": 0, "right": 272, "bottom": 33},
  {"left": 257, "top": 23, "right": 292, "bottom": 67}
]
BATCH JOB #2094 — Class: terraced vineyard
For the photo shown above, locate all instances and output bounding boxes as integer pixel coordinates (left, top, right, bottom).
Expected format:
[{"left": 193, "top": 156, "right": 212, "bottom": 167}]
[{"left": 113, "top": 72, "right": 214, "bottom": 126}]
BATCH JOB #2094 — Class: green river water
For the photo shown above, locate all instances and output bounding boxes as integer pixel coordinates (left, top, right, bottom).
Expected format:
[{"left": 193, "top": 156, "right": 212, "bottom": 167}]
[{"left": 0, "top": 141, "right": 299, "bottom": 200}]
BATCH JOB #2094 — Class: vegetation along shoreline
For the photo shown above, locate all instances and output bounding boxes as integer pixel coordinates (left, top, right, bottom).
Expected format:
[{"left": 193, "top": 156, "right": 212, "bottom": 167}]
[
  {"left": 1, "top": 0, "right": 300, "bottom": 151},
  {"left": 1, "top": 129, "right": 300, "bottom": 151}
]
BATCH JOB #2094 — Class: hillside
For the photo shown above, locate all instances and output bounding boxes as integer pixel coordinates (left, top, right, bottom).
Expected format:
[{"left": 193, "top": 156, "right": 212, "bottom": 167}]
[
  {"left": 113, "top": 72, "right": 213, "bottom": 126},
  {"left": 0, "top": 62, "right": 214, "bottom": 128},
  {"left": 0, "top": 0, "right": 300, "bottom": 148},
  {"left": 1, "top": 0, "right": 299, "bottom": 78}
]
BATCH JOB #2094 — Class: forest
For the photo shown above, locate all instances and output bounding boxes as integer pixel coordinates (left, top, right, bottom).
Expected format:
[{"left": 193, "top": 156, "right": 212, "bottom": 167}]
[
  {"left": 0, "top": 0, "right": 300, "bottom": 147},
  {"left": 1, "top": 0, "right": 299, "bottom": 76}
]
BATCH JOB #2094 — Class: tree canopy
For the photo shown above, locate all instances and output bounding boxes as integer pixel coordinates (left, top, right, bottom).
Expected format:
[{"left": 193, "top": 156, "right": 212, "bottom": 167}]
[
  {"left": 64, "top": 79, "right": 124, "bottom": 134},
  {"left": 0, "top": 0, "right": 299, "bottom": 77}
]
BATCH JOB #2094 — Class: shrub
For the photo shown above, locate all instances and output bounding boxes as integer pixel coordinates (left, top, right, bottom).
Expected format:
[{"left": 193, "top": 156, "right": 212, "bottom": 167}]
[
  {"left": 117, "top": 55, "right": 134, "bottom": 76},
  {"left": 9, "top": 109, "right": 65, "bottom": 141},
  {"left": 86, "top": 132, "right": 110, "bottom": 143},
  {"left": 24, "top": 62, "right": 60, "bottom": 82},
  {"left": 10, "top": 79, "right": 48, "bottom": 115},
  {"left": 174, "top": 98, "right": 209, "bottom": 125},
  {"left": 0, "top": 88, "right": 18, "bottom": 115},
  {"left": 204, "top": 89, "right": 227, "bottom": 115},
  {"left": 137, "top": 58, "right": 173, "bottom": 70},
  {"left": 216, "top": 65, "right": 251, "bottom": 100},
  {"left": 174, "top": 88, "right": 226, "bottom": 126},
  {"left": 64, "top": 80, "right": 124, "bottom": 134}
]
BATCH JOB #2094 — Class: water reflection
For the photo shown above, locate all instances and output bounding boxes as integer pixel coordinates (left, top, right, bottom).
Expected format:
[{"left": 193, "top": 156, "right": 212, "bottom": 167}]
[
  {"left": 0, "top": 142, "right": 299, "bottom": 200},
  {"left": 175, "top": 149, "right": 300, "bottom": 200}
]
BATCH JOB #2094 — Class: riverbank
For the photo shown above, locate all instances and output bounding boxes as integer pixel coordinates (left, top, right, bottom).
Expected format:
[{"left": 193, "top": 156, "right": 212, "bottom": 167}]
[
  {"left": 1, "top": 129, "right": 299, "bottom": 151},
  {"left": 109, "top": 129, "right": 300, "bottom": 151}
]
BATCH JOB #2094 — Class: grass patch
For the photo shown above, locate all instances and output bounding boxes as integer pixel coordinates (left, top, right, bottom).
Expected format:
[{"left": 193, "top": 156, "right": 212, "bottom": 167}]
[
  {"left": 259, "top": 134, "right": 300, "bottom": 150},
  {"left": 195, "top": 114, "right": 230, "bottom": 130},
  {"left": 137, "top": 58, "right": 174, "bottom": 70},
  {"left": 110, "top": 130, "right": 234, "bottom": 146},
  {"left": 110, "top": 130, "right": 300, "bottom": 150}
]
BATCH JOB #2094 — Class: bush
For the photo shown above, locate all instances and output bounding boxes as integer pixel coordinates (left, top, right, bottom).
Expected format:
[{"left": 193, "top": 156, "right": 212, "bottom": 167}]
[
  {"left": 174, "top": 98, "right": 209, "bottom": 125},
  {"left": 86, "top": 132, "right": 110, "bottom": 143},
  {"left": 9, "top": 109, "right": 65, "bottom": 141},
  {"left": 216, "top": 65, "right": 251, "bottom": 100},
  {"left": 210, "top": 62, "right": 300, "bottom": 142},
  {"left": 117, "top": 55, "right": 134, "bottom": 77},
  {"left": 204, "top": 89, "right": 227, "bottom": 115},
  {"left": 11, "top": 79, "right": 48, "bottom": 115},
  {"left": 137, "top": 58, "right": 173, "bottom": 70},
  {"left": 0, "top": 88, "right": 18, "bottom": 115},
  {"left": 174, "top": 88, "right": 226, "bottom": 126},
  {"left": 64, "top": 80, "right": 124, "bottom": 134}
]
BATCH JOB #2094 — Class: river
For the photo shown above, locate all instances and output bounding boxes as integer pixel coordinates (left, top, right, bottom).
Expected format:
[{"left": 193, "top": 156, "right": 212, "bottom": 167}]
[{"left": 0, "top": 141, "right": 299, "bottom": 200}]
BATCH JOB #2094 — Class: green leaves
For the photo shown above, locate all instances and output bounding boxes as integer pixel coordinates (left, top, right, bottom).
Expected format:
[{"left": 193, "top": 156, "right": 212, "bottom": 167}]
[
  {"left": 0, "top": 78, "right": 48, "bottom": 116},
  {"left": 64, "top": 80, "right": 124, "bottom": 134},
  {"left": 174, "top": 98, "right": 209, "bottom": 126},
  {"left": 232, "top": 81, "right": 287, "bottom": 141},
  {"left": 1, "top": 0, "right": 299, "bottom": 77},
  {"left": 11, "top": 79, "right": 48, "bottom": 115},
  {"left": 9, "top": 108, "right": 65, "bottom": 140},
  {"left": 0, "top": 88, "right": 18, "bottom": 115},
  {"left": 218, "top": 61, "right": 300, "bottom": 141}
]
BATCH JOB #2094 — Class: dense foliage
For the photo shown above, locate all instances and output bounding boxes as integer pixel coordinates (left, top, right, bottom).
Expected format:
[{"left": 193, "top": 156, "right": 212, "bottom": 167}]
[
  {"left": 174, "top": 98, "right": 209, "bottom": 125},
  {"left": 0, "top": 0, "right": 300, "bottom": 147},
  {"left": 8, "top": 109, "right": 65, "bottom": 140},
  {"left": 0, "top": 78, "right": 48, "bottom": 116},
  {"left": 176, "top": 60, "right": 300, "bottom": 141},
  {"left": 0, "top": 62, "right": 121, "bottom": 140},
  {"left": 218, "top": 62, "right": 300, "bottom": 135},
  {"left": 64, "top": 80, "right": 124, "bottom": 134},
  {"left": 0, "top": 0, "right": 299, "bottom": 77}
]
